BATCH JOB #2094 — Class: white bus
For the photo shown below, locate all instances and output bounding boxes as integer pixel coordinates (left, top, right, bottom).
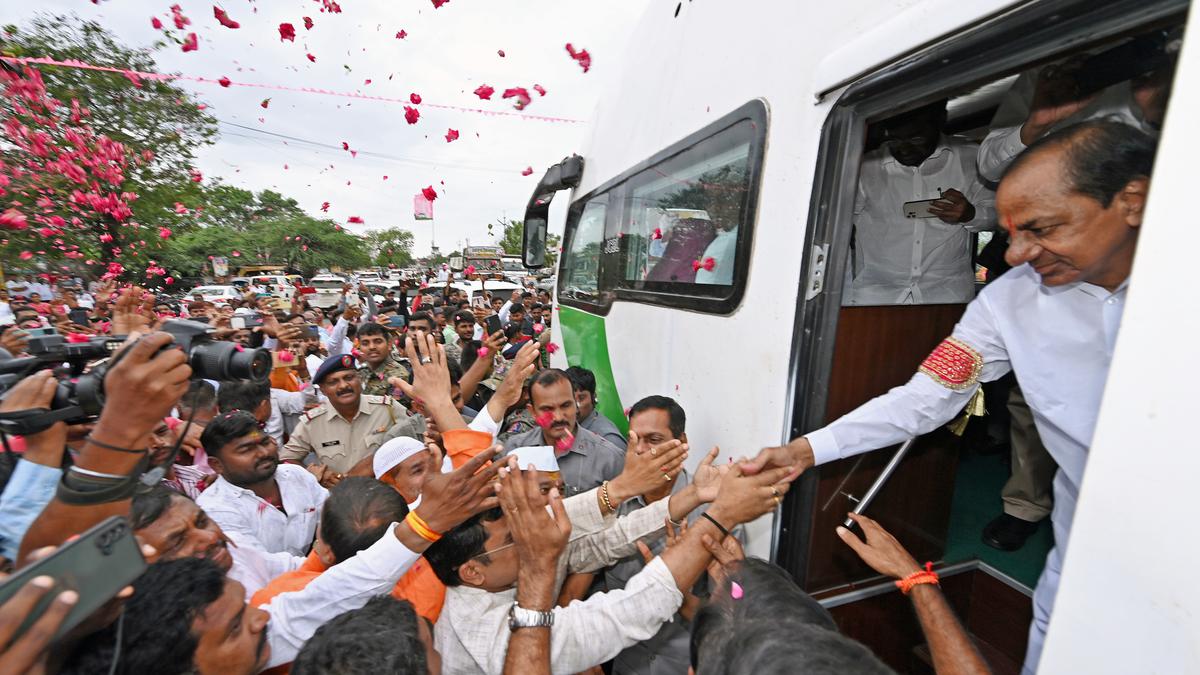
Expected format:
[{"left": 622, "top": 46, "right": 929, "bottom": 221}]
[{"left": 520, "top": 0, "right": 1197, "bottom": 671}]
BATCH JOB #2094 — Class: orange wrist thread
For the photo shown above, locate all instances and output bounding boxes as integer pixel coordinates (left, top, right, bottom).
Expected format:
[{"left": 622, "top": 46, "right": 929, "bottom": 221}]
[
  {"left": 895, "top": 562, "right": 939, "bottom": 594},
  {"left": 406, "top": 511, "right": 442, "bottom": 543}
]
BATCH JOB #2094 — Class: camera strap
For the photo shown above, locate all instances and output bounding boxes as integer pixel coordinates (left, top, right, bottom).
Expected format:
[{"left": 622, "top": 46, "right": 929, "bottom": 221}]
[{"left": 0, "top": 407, "right": 84, "bottom": 436}]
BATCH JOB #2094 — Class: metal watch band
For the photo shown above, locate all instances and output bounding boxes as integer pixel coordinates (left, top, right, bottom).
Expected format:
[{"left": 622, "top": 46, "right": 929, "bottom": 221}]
[{"left": 508, "top": 603, "right": 554, "bottom": 630}]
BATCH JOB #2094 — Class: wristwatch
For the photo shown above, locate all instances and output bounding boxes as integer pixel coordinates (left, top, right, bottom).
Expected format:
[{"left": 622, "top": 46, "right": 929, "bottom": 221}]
[{"left": 508, "top": 603, "right": 554, "bottom": 631}]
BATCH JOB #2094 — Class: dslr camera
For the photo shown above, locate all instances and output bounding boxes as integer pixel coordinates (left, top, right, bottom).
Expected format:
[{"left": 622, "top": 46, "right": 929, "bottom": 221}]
[{"left": 0, "top": 320, "right": 270, "bottom": 435}]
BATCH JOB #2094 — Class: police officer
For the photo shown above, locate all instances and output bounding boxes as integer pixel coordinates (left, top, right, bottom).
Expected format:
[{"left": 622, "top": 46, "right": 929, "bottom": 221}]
[
  {"left": 355, "top": 321, "right": 411, "bottom": 396},
  {"left": 281, "top": 353, "right": 412, "bottom": 485}
]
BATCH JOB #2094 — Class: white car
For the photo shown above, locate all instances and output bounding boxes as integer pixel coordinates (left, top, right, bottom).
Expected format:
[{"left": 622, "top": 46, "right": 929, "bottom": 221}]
[
  {"left": 309, "top": 275, "right": 347, "bottom": 309},
  {"left": 250, "top": 275, "right": 295, "bottom": 299},
  {"left": 189, "top": 285, "right": 241, "bottom": 306}
]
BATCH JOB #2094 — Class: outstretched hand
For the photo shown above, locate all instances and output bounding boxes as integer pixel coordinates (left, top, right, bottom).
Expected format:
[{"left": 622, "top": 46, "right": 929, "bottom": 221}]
[{"left": 836, "top": 512, "right": 922, "bottom": 580}]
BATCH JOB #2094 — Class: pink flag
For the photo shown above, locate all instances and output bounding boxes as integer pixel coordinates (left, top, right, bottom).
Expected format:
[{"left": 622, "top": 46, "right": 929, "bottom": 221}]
[{"left": 413, "top": 193, "right": 434, "bottom": 221}]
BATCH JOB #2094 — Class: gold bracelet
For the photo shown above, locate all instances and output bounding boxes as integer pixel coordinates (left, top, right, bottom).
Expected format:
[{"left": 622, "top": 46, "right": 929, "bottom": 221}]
[{"left": 600, "top": 481, "right": 616, "bottom": 513}]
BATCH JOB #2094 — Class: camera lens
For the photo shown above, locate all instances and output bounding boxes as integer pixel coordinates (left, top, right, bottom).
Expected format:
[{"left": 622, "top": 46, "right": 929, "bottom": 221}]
[{"left": 186, "top": 341, "right": 270, "bottom": 382}]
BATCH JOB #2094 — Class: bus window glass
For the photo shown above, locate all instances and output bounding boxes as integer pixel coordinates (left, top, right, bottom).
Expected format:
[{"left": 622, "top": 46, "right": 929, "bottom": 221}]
[
  {"left": 622, "top": 120, "right": 754, "bottom": 287},
  {"left": 559, "top": 198, "right": 607, "bottom": 300}
]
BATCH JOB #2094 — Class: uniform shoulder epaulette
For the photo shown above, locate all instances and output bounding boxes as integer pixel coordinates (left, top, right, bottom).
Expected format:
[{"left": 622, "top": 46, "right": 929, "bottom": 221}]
[{"left": 303, "top": 406, "right": 328, "bottom": 421}]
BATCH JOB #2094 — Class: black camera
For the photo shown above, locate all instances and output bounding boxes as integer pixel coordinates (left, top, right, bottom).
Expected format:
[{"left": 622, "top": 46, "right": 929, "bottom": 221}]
[
  {"left": 159, "top": 319, "right": 271, "bottom": 383},
  {"left": 0, "top": 321, "right": 270, "bottom": 435}
]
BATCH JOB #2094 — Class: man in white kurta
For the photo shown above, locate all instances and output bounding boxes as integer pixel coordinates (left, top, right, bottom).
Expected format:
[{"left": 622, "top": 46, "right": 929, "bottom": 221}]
[
  {"left": 747, "top": 119, "right": 1156, "bottom": 674},
  {"left": 848, "top": 102, "right": 995, "bottom": 305}
]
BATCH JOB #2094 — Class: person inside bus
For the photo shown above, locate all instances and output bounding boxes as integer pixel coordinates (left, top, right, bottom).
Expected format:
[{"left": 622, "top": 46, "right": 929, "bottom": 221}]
[
  {"left": 973, "top": 41, "right": 1176, "bottom": 553},
  {"left": 977, "top": 33, "right": 1176, "bottom": 182},
  {"left": 846, "top": 99, "right": 995, "bottom": 305},
  {"left": 745, "top": 119, "right": 1155, "bottom": 674}
]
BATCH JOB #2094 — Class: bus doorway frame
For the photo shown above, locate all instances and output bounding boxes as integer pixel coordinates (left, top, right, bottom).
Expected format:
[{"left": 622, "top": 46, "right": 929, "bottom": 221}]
[{"left": 774, "top": 0, "right": 1189, "bottom": 587}]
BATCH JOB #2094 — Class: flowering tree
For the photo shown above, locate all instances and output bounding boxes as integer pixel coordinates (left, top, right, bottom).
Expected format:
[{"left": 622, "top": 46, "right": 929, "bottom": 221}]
[{"left": 0, "top": 16, "right": 215, "bottom": 283}]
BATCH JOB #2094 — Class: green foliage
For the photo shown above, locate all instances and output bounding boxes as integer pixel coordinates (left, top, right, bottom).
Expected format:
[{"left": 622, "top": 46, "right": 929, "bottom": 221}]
[
  {"left": 2, "top": 15, "right": 218, "bottom": 232},
  {"left": 363, "top": 228, "right": 416, "bottom": 268},
  {"left": 495, "top": 219, "right": 561, "bottom": 268}
]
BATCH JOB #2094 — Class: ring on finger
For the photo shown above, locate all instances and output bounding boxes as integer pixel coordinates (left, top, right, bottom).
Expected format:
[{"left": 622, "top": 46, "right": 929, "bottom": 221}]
[
  {"left": 663, "top": 473, "right": 672, "bottom": 482},
  {"left": 419, "top": 356, "right": 433, "bottom": 365}
]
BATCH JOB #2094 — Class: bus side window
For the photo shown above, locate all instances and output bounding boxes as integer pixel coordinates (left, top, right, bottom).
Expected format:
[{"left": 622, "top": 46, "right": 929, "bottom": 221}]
[
  {"left": 559, "top": 197, "right": 608, "bottom": 300},
  {"left": 621, "top": 119, "right": 756, "bottom": 288}
]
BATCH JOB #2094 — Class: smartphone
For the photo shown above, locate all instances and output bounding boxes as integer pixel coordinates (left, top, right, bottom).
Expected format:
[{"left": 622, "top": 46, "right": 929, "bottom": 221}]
[
  {"left": 0, "top": 516, "right": 146, "bottom": 644},
  {"left": 231, "top": 313, "right": 263, "bottom": 330},
  {"left": 25, "top": 326, "right": 57, "bottom": 337},
  {"left": 485, "top": 314, "right": 503, "bottom": 336},
  {"left": 68, "top": 308, "right": 91, "bottom": 326},
  {"left": 902, "top": 198, "right": 941, "bottom": 219},
  {"left": 305, "top": 324, "right": 321, "bottom": 338},
  {"left": 387, "top": 315, "right": 407, "bottom": 328}
]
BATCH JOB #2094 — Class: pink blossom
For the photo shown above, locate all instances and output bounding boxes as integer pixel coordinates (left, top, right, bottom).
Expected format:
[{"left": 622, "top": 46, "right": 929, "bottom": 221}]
[
  {"left": 159, "top": 227, "right": 172, "bottom": 239},
  {"left": 181, "top": 33, "right": 199, "bottom": 52},
  {"left": 445, "top": 128, "right": 459, "bottom": 143},
  {"left": 279, "top": 22, "right": 296, "bottom": 41},
  {"left": 404, "top": 106, "right": 419, "bottom": 124},
  {"left": 473, "top": 84, "right": 495, "bottom": 100}
]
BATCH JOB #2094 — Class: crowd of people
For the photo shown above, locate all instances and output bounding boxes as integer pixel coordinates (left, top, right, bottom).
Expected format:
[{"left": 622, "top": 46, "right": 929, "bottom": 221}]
[
  {"left": 0, "top": 49, "right": 1167, "bottom": 675},
  {"left": 0, "top": 260, "right": 995, "bottom": 674}
]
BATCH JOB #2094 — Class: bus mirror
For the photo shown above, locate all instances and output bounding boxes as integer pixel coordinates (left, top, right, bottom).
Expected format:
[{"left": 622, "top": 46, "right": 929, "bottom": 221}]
[
  {"left": 523, "top": 214, "right": 548, "bottom": 269},
  {"left": 521, "top": 154, "right": 583, "bottom": 269}
]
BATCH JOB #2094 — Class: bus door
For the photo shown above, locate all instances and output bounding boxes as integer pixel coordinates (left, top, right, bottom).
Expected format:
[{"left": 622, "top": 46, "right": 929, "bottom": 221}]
[{"left": 780, "top": 1, "right": 1186, "bottom": 671}]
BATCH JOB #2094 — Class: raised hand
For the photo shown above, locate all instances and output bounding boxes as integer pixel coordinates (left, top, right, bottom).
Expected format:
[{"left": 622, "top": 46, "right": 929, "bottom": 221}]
[
  {"left": 92, "top": 332, "right": 191, "bottom": 446},
  {"left": 415, "top": 444, "right": 503, "bottom": 533},
  {"left": 499, "top": 458, "right": 571, "bottom": 574},
  {"left": 691, "top": 447, "right": 728, "bottom": 503},
  {"left": 111, "top": 286, "right": 155, "bottom": 336},
  {"left": 609, "top": 430, "right": 688, "bottom": 503},
  {"left": 0, "top": 371, "right": 66, "bottom": 467},
  {"left": 1022, "top": 58, "right": 1098, "bottom": 144},
  {"left": 492, "top": 340, "right": 540, "bottom": 411},
  {"left": 0, "top": 328, "right": 29, "bottom": 356},
  {"left": 836, "top": 512, "right": 922, "bottom": 580}
]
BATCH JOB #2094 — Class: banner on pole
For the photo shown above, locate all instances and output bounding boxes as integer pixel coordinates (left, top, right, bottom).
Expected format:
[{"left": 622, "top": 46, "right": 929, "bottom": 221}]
[{"left": 414, "top": 194, "right": 434, "bottom": 221}]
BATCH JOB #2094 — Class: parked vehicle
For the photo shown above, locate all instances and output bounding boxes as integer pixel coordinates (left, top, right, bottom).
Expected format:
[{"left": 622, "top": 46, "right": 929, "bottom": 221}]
[
  {"left": 188, "top": 285, "right": 241, "bottom": 306},
  {"left": 309, "top": 274, "right": 347, "bottom": 309}
]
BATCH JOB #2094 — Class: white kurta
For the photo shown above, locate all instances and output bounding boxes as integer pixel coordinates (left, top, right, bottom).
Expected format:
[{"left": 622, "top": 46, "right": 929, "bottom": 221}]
[
  {"left": 808, "top": 263, "right": 1126, "bottom": 673},
  {"left": 977, "top": 70, "right": 1158, "bottom": 183},
  {"left": 849, "top": 137, "right": 996, "bottom": 305}
]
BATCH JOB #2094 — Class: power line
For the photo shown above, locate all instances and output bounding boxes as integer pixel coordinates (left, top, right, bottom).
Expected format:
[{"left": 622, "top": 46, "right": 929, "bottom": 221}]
[{"left": 216, "top": 119, "right": 527, "bottom": 174}]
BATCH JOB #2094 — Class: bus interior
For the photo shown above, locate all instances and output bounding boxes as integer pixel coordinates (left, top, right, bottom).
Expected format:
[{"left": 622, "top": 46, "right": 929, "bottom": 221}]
[{"left": 778, "top": 5, "right": 1184, "bottom": 673}]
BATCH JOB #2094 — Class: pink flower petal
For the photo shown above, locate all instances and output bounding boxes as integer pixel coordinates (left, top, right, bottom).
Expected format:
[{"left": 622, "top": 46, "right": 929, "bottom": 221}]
[{"left": 279, "top": 22, "right": 296, "bottom": 42}]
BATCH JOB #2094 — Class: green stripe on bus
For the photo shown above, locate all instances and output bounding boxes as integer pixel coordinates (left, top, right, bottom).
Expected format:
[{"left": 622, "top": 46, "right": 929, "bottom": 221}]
[{"left": 557, "top": 305, "right": 628, "bottom": 434}]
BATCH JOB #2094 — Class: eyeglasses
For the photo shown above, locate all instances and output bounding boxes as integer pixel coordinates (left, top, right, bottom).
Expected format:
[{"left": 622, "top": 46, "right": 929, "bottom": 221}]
[{"left": 470, "top": 541, "right": 516, "bottom": 561}]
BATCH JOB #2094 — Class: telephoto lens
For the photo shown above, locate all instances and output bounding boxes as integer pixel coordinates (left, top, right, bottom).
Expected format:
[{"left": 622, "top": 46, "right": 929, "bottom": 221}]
[
  {"left": 159, "top": 320, "right": 271, "bottom": 382},
  {"left": 189, "top": 339, "right": 271, "bottom": 381}
]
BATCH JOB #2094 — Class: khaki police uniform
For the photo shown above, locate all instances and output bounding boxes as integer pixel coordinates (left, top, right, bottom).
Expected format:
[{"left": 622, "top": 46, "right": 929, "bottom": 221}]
[
  {"left": 280, "top": 394, "right": 409, "bottom": 474},
  {"left": 358, "top": 352, "right": 412, "bottom": 396}
]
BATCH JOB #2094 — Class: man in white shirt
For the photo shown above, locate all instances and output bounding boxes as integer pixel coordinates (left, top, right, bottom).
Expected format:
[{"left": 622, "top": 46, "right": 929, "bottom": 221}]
[
  {"left": 425, "top": 443, "right": 789, "bottom": 675},
  {"left": 848, "top": 100, "right": 996, "bottom": 305},
  {"left": 197, "top": 411, "right": 328, "bottom": 557},
  {"left": 976, "top": 49, "right": 1173, "bottom": 183},
  {"left": 88, "top": 447, "right": 505, "bottom": 672},
  {"left": 745, "top": 120, "right": 1155, "bottom": 674}
]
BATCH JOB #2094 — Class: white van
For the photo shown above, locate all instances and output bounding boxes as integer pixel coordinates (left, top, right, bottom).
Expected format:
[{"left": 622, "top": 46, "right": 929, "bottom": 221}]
[{"left": 520, "top": 0, "right": 1196, "bottom": 671}]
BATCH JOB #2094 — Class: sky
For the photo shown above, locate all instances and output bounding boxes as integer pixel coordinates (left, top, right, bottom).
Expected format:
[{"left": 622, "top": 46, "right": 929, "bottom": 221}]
[{"left": 0, "top": 0, "right": 652, "bottom": 256}]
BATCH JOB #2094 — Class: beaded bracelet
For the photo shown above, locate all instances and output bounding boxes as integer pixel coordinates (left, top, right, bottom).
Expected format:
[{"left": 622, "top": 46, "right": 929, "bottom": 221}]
[{"left": 895, "top": 562, "right": 940, "bottom": 594}]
